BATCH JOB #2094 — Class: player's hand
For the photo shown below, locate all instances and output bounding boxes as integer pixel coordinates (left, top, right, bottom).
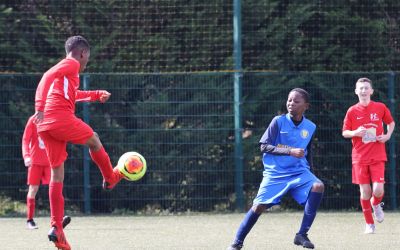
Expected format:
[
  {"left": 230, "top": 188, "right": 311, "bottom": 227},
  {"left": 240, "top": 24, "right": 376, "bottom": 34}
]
[
  {"left": 376, "top": 134, "right": 390, "bottom": 143},
  {"left": 289, "top": 148, "right": 305, "bottom": 158},
  {"left": 33, "top": 111, "right": 44, "bottom": 124},
  {"left": 353, "top": 126, "right": 367, "bottom": 137},
  {"left": 24, "top": 157, "right": 32, "bottom": 167},
  {"left": 99, "top": 91, "right": 111, "bottom": 103}
]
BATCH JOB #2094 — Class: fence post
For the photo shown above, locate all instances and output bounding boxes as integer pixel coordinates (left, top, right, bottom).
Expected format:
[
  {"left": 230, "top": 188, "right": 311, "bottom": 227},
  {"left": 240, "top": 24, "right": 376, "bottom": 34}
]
[
  {"left": 233, "top": 0, "right": 244, "bottom": 211},
  {"left": 82, "top": 75, "right": 91, "bottom": 214},
  {"left": 387, "top": 72, "right": 397, "bottom": 210}
]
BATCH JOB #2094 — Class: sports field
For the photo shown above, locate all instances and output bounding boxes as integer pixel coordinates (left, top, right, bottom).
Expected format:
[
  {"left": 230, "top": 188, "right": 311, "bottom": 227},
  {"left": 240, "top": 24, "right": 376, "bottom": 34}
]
[{"left": 1, "top": 212, "right": 400, "bottom": 250}]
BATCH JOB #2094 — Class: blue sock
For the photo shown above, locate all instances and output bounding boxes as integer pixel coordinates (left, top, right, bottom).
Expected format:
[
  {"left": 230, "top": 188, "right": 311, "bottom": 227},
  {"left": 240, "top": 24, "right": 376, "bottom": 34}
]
[
  {"left": 298, "top": 191, "right": 323, "bottom": 235},
  {"left": 233, "top": 209, "right": 261, "bottom": 245}
]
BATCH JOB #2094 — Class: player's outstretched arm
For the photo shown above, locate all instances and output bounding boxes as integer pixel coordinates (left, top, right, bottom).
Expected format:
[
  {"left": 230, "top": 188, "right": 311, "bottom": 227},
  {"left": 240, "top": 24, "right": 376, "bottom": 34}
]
[
  {"left": 98, "top": 90, "right": 111, "bottom": 103},
  {"left": 75, "top": 90, "right": 111, "bottom": 103}
]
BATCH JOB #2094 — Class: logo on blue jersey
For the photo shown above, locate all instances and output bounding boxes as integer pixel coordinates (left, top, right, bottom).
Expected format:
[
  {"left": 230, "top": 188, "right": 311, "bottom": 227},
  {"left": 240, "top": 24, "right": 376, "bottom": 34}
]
[{"left": 300, "top": 129, "right": 309, "bottom": 139}]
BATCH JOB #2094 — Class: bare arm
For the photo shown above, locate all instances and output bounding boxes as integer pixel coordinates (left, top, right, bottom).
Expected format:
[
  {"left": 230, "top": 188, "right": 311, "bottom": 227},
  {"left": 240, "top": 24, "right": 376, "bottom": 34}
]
[
  {"left": 376, "top": 121, "right": 395, "bottom": 143},
  {"left": 342, "top": 126, "right": 367, "bottom": 138}
]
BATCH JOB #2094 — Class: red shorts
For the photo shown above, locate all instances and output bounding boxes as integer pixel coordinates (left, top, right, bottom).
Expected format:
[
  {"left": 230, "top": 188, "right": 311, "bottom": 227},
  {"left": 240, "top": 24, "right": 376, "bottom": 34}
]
[
  {"left": 352, "top": 161, "right": 385, "bottom": 184},
  {"left": 38, "top": 117, "right": 94, "bottom": 168},
  {"left": 27, "top": 164, "right": 51, "bottom": 185}
]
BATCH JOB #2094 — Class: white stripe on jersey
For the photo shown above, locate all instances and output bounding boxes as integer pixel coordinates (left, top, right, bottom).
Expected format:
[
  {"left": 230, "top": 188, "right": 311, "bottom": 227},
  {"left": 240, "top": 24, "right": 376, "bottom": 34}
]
[
  {"left": 63, "top": 76, "right": 69, "bottom": 100},
  {"left": 75, "top": 97, "right": 92, "bottom": 102}
]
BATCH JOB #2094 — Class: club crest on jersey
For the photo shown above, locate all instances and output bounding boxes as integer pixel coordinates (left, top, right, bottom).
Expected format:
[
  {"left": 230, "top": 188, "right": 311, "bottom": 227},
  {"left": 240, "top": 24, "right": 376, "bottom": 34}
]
[
  {"left": 370, "top": 113, "right": 379, "bottom": 121},
  {"left": 300, "top": 129, "right": 309, "bottom": 139}
]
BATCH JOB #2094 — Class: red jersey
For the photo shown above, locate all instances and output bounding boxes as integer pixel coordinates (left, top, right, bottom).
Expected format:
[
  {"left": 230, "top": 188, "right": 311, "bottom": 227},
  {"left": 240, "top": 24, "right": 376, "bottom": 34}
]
[
  {"left": 35, "top": 57, "right": 104, "bottom": 132},
  {"left": 22, "top": 116, "right": 50, "bottom": 166},
  {"left": 342, "top": 101, "right": 394, "bottom": 163}
]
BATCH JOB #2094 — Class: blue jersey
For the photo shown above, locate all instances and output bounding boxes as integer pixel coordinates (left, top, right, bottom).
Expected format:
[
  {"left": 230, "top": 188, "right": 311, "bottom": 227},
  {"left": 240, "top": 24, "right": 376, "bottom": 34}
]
[{"left": 259, "top": 114, "right": 316, "bottom": 177}]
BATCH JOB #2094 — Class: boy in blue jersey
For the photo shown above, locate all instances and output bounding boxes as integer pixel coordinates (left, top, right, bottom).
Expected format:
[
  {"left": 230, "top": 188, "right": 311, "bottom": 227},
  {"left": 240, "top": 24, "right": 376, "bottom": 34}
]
[{"left": 228, "top": 88, "right": 324, "bottom": 249}]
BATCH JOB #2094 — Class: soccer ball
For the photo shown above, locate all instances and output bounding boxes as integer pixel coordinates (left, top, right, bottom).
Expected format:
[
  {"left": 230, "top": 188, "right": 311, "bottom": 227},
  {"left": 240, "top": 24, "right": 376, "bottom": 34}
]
[{"left": 117, "top": 152, "right": 147, "bottom": 181}]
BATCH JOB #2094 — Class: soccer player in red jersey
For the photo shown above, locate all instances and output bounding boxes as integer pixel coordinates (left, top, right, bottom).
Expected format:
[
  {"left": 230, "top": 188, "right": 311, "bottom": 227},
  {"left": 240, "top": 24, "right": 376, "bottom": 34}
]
[
  {"left": 34, "top": 35, "right": 123, "bottom": 250},
  {"left": 22, "top": 115, "right": 71, "bottom": 231},
  {"left": 22, "top": 114, "right": 51, "bottom": 229},
  {"left": 342, "top": 78, "right": 395, "bottom": 234}
]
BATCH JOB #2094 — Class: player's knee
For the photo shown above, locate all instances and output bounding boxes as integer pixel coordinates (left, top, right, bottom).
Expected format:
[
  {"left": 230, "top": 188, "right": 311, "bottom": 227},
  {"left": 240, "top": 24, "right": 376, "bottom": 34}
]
[
  {"left": 252, "top": 204, "right": 267, "bottom": 214},
  {"left": 312, "top": 181, "right": 324, "bottom": 193},
  {"left": 359, "top": 185, "right": 372, "bottom": 198},
  {"left": 33, "top": 187, "right": 39, "bottom": 194},
  {"left": 28, "top": 185, "right": 39, "bottom": 197},
  {"left": 93, "top": 132, "right": 99, "bottom": 139},
  {"left": 373, "top": 189, "right": 384, "bottom": 197},
  {"left": 360, "top": 190, "right": 372, "bottom": 199},
  {"left": 372, "top": 183, "right": 384, "bottom": 197},
  {"left": 87, "top": 132, "right": 102, "bottom": 151}
]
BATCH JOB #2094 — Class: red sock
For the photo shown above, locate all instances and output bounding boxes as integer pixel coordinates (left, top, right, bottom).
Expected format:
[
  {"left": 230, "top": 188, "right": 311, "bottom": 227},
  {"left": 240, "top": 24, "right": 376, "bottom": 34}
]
[
  {"left": 360, "top": 198, "right": 374, "bottom": 224},
  {"left": 371, "top": 194, "right": 383, "bottom": 206},
  {"left": 49, "top": 182, "right": 64, "bottom": 229},
  {"left": 89, "top": 146, "right": 114, "bottom": 181},
  {"left": 27, "top": 197, "right": 35, "bottom": 220}
]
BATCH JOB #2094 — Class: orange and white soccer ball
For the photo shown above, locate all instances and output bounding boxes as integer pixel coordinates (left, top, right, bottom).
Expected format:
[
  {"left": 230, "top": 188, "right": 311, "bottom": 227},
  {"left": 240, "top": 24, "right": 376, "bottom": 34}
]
[{"left": 117, "top": 152, "right": 147, "bottom": 181}]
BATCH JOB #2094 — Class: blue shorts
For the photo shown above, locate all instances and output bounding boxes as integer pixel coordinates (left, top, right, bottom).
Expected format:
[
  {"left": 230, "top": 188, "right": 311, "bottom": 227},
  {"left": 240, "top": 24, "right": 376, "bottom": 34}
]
[{"left": 253, "top": 170, "right": 321, "bottom": 206}]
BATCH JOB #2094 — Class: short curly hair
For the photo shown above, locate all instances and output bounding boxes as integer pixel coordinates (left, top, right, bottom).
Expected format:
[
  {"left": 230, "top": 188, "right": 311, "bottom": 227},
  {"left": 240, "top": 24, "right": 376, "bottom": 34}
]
[
  {"left": 65, "top": 35, "right": 90, "bottom": 54},
  {"left": 289, "top": 88, "right": 310, "bottom": 103}
]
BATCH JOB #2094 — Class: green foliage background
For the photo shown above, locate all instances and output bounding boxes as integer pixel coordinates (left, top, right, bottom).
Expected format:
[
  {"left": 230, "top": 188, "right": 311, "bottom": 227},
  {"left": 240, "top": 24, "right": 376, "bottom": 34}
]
[
  {"left": 0, "top": 1, "right": 399, "bottom": 213},
  {"left": 1, "top": 1, "right": 400, "bottom": 72}
]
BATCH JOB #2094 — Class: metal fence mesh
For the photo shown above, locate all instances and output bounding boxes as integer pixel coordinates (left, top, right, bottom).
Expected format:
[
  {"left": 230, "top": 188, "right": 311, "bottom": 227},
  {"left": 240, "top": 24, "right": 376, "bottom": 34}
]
[
  {"left": 0, "top": 72, "right": 398, "bottom": 213},
  {"left": 1, "top": 1, "right": 400, "bottom": 72}
]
